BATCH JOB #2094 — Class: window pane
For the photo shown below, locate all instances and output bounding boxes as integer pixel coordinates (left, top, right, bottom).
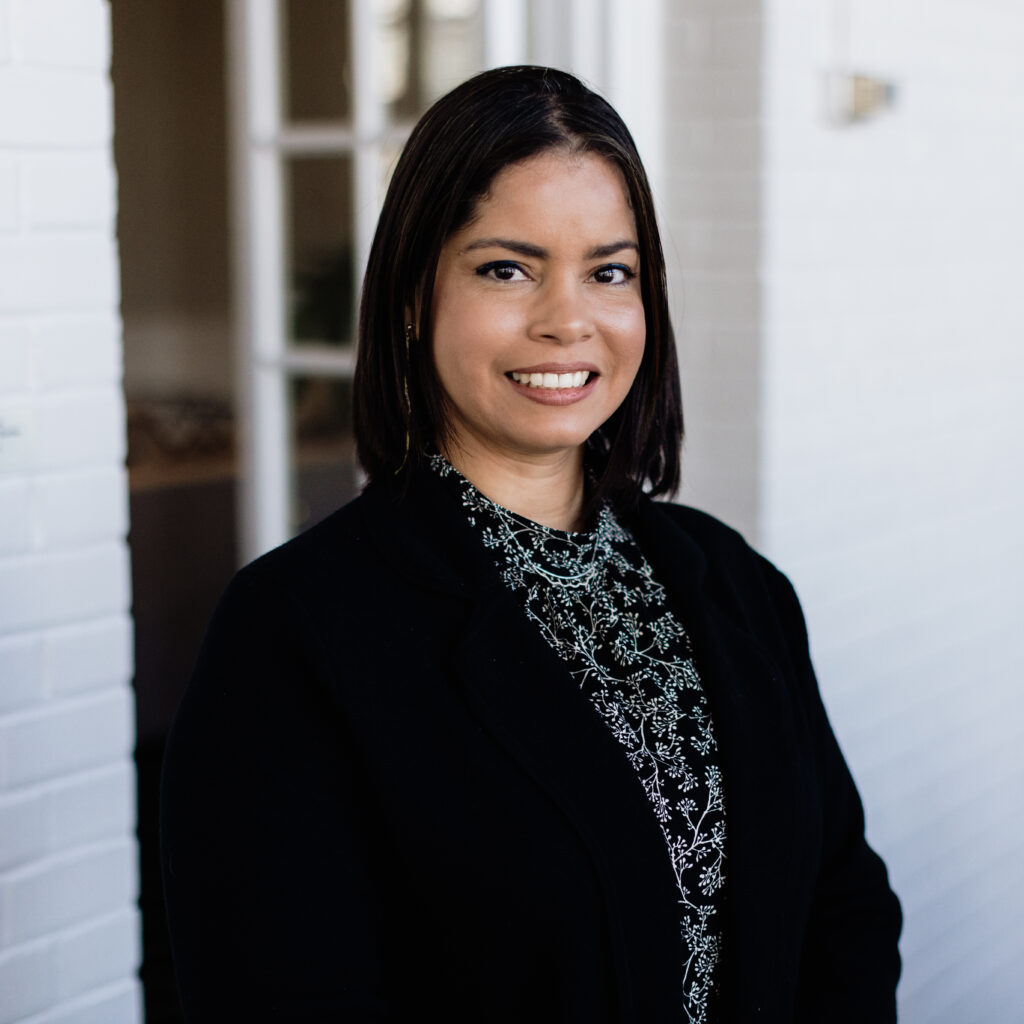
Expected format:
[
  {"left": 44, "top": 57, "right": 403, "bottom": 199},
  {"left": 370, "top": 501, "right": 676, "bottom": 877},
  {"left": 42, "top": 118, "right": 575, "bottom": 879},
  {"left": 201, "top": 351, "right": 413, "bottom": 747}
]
[
  {"left": 289, "top": 374, "right": 359, "bottom": 532},
  {"left": 286, "top": 155, "right": 355, "bottom": 346},
  {"left": 378, "top": 0, "right": 482, "bottom": 122},
  {"left": 283, "top": 0, "right": 352, "bottom": 123}
]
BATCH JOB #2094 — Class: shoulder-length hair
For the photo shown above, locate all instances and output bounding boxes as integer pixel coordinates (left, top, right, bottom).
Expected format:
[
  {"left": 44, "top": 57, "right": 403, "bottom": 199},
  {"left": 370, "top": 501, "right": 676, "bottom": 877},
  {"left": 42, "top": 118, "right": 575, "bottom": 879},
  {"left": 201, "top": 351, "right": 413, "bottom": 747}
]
[{"left": 354, "top": 64, "right": 682, "bottom": 509}]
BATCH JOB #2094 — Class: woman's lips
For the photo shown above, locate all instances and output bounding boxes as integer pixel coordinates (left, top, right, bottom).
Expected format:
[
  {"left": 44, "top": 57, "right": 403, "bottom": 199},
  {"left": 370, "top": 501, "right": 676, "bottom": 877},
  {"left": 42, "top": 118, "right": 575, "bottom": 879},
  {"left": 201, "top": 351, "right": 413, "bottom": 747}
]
[{"left": 505, "top": 369, "right": 598, "bottom": 405}]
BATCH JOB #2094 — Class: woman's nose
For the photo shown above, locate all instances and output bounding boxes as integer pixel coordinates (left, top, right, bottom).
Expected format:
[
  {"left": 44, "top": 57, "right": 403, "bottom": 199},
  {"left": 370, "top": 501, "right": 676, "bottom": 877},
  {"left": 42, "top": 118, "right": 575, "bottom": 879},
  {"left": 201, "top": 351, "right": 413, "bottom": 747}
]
[{"left": 527, "top": 277, "right": 595, "bottom": 344}]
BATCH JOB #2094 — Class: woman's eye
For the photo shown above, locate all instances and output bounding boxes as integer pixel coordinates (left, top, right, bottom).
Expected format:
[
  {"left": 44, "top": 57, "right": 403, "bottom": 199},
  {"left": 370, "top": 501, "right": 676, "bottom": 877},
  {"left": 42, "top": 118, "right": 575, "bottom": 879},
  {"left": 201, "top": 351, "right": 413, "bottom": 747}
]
[
  {"left": 476, "top": 261, "right": 527, "bottom": 282},
  {"left": 592, "top": 264, "right": 634, "bottom": 285}
]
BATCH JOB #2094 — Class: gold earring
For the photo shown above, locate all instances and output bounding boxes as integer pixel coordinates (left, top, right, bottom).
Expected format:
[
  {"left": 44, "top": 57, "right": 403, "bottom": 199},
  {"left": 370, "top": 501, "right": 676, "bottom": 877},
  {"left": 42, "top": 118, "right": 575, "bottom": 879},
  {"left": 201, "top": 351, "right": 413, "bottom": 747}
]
[{"left": 394, "top": 323, "right": 415, "bottom": 474}]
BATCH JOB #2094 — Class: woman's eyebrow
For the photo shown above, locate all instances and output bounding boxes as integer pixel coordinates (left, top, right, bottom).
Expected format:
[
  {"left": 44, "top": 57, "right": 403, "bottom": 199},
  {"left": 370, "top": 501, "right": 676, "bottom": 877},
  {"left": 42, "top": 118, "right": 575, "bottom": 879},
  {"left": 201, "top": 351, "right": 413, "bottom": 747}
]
[
  {"left": 585, "top": 240, "right": 640, "bottom": 259},
  {"left": 461, "top": 237, "right": 546, "bottom": 258},
  {"left": 460, "top": 238, "right": 639, "bottom": 259}
]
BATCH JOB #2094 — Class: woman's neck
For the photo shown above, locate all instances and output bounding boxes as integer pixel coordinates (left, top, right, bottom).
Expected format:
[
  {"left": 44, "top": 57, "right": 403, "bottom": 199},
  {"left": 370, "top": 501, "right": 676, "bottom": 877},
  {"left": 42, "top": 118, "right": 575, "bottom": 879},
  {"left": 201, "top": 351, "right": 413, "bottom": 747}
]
[{"left": 440, "top": 442, "right": 586, "bottom": 531}]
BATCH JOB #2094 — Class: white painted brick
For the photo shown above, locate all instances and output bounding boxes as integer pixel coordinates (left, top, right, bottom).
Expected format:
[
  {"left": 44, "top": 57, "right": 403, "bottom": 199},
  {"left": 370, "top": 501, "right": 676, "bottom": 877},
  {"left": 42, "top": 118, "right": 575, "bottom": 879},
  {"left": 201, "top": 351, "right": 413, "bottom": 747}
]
[
  {"left": 665, "top": 121, "right": 761, "bottom": 175},
  {"left": 33, "top": 468, "right": 129, "bottom": 551},
  {"left": 0, "top": 397, "right": 34, "bottom": 475},
  {"left": 0, "top": 688, "right": 132, "bottom": 790},
  {"left": 18, "top": 0, "right": 110, "bottom": 73},
  {"left": 672, "top": 17, "right": 713, "bottom": 64},
  {"left": 0, "top": 68, "right": 110, "bottom": 148},
  {"left": 0, "top": 631, "right": 43, "bottom": 711},
  {"left": 666, "top": 174, "right": 760, "bottom": 225},
  {"left": 0, "top": 840, "right": 136, "bottom": 945},
  {"left": 674, "top": 69, "right": 762, "bottom": 120},
  {"left": 0, "top": 235, "right": 118, "bottom": 313},
  {"left": 0, "top": 939, "right": 56, "bottom": 1023},
  {"left": 668, "top": 0, "right": 760, "bottom": 13},
  {"left": 676, "top": 221, "right": 759, "bottom": 273},
  {"left": 31, "top": 316, "right": 121, "bottom": 392},
  {"left": 25, "top": 980, "right": 141, "bottom": 1024},
  {"left": 0, "top": 788, "right": 47, "bottom": 870},
  {"left": 42, "top": 389, "right": 126, "bottom": 471},
  {"left": 680, "top": 272, "right": 761, "bottom": 327},
  {"left": 0, "top": 477, "right": 31, "bottom": 554},
  {"left": 45, "top": 616, "right": 132, "bottom": 696},
  {"left": 2, "top": 392, "right": 129, "bottom": 476},
  {"left": 0, "top": 0, "right": 138, "bottom": 1014},
  {"left": 0, "top": 0, "right": 10, "bottom": 64},
  {"left": 0, "top": 322, "right": 32, "bottom": 393},
  {"left": 27, "top": 153, "right": 115, "bottom": 230},
  {"left": 0, "top": 156, "right": 16, "bottom": 230},
  {"left": 712, "top": 14, "right": 762, "bottom": 66},
  {"left": 0, "top": 544, "right": 129, "bottom": 636},
  {"left": 54, "top": 909, "right": 139, "bottom": 1002},
  {"left": 48, "top": 764, "right": 134, "bottom": 852}
]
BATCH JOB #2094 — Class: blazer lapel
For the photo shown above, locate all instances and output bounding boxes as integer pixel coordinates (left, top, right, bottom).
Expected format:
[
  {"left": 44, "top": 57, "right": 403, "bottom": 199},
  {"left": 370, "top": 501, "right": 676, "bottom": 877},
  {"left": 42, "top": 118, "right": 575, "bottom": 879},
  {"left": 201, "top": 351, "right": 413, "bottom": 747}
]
[
  {"left": 452, "top": 583, "right": 685, "bottom": 1023},
  {"left": 635, "top": 500, "right": 820, "bottom": 1014}
]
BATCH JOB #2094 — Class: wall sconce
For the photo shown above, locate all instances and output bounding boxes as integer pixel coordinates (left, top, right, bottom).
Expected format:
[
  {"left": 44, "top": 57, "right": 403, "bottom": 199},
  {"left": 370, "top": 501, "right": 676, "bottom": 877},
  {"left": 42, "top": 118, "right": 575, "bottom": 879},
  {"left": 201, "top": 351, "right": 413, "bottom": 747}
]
[{"left": 825, "top": 70, "right": 898, "bottom": 125}]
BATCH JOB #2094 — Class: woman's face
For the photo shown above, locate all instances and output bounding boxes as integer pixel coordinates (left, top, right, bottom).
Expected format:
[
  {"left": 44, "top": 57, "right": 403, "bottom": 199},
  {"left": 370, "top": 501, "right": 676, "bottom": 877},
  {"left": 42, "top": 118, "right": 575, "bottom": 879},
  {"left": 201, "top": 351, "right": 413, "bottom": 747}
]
[{"left": 430, "top": 150, "right": 646, "bottom": 472}]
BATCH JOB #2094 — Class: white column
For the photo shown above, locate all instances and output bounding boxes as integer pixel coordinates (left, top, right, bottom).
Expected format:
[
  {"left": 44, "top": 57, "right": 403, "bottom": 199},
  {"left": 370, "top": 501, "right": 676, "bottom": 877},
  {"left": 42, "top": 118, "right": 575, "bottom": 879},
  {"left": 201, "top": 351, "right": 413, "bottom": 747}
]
[{"left": 227, "top": 0, "right": 289, "bottom": 560}]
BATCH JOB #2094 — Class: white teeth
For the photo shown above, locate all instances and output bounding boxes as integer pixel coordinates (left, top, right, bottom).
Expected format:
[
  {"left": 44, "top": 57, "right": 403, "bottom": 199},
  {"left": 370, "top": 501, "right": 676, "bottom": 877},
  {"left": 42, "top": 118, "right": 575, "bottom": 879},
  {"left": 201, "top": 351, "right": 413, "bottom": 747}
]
[{"left": 511, "top": 371, "right": 590, "bottom": 390}]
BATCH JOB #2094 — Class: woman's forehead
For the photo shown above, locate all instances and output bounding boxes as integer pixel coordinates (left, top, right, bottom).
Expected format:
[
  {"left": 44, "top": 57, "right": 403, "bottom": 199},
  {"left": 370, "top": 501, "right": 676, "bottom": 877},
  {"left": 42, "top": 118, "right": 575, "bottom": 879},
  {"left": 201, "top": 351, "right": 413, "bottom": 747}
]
[{"left": 453, "top": 151, "right": 637, "bottom": 246}]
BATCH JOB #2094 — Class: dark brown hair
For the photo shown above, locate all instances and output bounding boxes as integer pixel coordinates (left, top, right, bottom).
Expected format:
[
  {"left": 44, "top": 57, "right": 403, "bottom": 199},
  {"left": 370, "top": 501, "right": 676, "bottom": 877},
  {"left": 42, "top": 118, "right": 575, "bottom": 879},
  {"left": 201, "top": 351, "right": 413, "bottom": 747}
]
[{"left": 354, "top": 65, "right": 682, "bottom": 508}]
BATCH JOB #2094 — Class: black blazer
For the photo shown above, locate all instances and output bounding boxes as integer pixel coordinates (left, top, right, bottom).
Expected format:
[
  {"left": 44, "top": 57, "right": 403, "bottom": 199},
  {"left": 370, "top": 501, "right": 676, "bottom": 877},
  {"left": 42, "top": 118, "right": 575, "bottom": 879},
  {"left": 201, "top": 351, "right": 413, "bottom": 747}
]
[{"left": 161, "top": 469, "right": 901, "bottom": 1022}]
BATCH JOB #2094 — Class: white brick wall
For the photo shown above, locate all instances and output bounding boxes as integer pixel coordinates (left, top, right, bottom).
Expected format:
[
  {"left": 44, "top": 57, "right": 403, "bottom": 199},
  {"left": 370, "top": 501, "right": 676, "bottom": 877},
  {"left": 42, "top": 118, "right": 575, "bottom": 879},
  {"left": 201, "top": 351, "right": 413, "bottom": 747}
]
[
  {"left": 662, "top": 0, "right": 764, "bottom": 542},
  {"left": 0, "top": 1, "right": 141, "bottom": 1022},
  {"left": 667, "top": 1, "right": 1024, "bottom": 1019}
]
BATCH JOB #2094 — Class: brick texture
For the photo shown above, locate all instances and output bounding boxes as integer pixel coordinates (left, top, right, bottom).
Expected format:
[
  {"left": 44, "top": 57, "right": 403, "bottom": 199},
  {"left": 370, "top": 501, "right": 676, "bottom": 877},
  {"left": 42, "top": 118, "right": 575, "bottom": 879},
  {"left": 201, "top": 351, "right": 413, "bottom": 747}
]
[
  {"left": 27, "top": 154, "right": 116, "bottom": 230},
  {"left": 0, "top": 236, "right": 119, "bottom": 313},
  {"left": 0, "top": 0, "right": 140, "bottom": 1019},
  {"left": 0, "top": 323, "right": 32, "bottom": 394},
  {"left": 18, "top": 0, "right": 110, "bottom": 73},
  {"left": 663, "top": 4, "right": 764, "bottom": 542},
  {"left": 0, "top": 156, "right": 16, "bottom": 229},
  {"left": 0, "top": 69, "right": 111, "bottom": 148}
]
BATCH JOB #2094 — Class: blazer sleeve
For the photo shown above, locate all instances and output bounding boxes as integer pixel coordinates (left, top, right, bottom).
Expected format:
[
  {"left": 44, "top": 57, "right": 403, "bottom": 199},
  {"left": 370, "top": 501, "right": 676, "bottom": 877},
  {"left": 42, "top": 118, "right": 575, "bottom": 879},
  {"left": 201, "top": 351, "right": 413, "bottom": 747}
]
[
  {"left": 762, "top": 561, "right": 903, "bottom": 1022},
  {"left": 160, "top": 567, "right": 388, "bottom": 1022}
]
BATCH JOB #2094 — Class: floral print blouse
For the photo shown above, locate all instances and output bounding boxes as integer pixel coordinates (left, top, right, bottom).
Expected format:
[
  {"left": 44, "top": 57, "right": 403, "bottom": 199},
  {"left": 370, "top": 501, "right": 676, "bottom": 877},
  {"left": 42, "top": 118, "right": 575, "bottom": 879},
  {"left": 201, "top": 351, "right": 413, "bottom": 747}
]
[{"left": 431, "top": 455, "right": 728, "bottom": 1023}]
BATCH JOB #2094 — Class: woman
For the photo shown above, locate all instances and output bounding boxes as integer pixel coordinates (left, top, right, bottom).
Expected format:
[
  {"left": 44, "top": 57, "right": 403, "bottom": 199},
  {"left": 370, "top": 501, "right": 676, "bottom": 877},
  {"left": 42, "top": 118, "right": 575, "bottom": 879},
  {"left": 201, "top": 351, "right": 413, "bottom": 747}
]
[{"left": 161, "top": 66, "right": 901, "bottom": 1022}]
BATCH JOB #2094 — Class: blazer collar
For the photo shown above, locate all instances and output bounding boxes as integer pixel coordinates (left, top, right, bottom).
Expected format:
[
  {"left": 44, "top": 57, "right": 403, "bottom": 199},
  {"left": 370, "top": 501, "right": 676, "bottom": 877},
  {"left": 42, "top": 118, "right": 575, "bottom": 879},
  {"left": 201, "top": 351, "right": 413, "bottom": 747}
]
[
  {"left": 358, "top": 468, "right": 502, "bottom": 599},
  {"left": 634, "top": 499, "right": 820, "bottom": 1015}
]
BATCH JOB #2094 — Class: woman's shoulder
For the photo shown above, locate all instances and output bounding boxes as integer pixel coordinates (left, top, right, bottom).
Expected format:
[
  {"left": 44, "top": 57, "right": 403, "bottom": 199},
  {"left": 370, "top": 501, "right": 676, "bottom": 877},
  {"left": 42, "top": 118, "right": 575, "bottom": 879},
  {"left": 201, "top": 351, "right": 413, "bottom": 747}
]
[
  {"left": 638, "top": 496, "right": 803, "bottom": 636},
  {"left": 233, "top": 486, "right": 407, "bottom": 607},
  {"left": 240, "top": 492, "right": 368, "bottom": 578},
  {"left": 646, "top": 499, "right": 750, "bottom": 550},
  {"left": 641, "top": 497, "right": 778, "bottom": 582},
  {"left": 193, "top": 493, "right": 378, "bottom": 654}
]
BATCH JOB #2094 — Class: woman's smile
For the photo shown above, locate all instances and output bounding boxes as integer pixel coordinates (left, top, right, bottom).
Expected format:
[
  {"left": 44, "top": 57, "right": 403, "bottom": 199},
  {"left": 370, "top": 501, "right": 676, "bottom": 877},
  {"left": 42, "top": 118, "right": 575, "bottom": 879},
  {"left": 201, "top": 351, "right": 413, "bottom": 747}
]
[
  {"left": 430, "top": 149, "right": 646, "bottom": 476},
  {"left": 506, "top": 363, "right": 599, "bottom": 404}
]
